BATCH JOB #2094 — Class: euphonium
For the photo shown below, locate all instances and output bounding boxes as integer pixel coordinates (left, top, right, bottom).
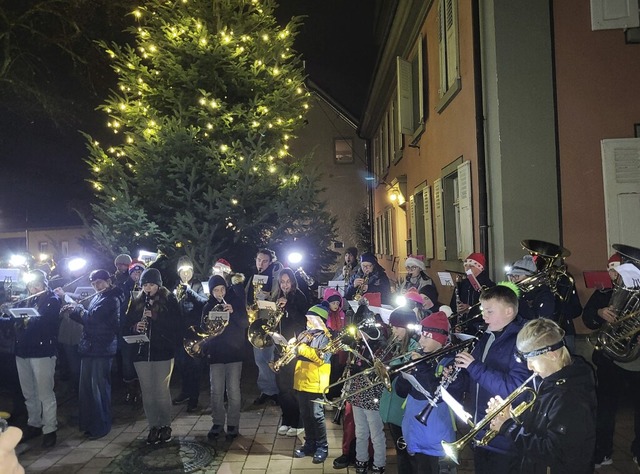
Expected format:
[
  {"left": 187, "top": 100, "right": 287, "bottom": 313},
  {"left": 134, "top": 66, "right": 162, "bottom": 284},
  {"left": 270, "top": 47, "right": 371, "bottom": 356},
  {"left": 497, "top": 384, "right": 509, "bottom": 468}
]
[
  {"left": 353, "top": 275, "right": 369, "bottom": 301},
  {"left": 248, "top": 304, "right": 285, "bottom": 349},
  {"left": 441, "top": 373, "right": 537, "bottom": 464},
  {"left": 183, "top": 303, "right": 230, "bottom": 358}
]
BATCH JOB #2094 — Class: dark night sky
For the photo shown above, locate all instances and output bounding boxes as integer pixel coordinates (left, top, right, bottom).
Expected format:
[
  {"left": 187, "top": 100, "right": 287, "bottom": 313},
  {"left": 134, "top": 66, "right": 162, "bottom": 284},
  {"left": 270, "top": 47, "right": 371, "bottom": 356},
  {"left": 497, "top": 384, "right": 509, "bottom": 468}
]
[{"left": 0, "top": 1, "right": 377, "bottom": 230}]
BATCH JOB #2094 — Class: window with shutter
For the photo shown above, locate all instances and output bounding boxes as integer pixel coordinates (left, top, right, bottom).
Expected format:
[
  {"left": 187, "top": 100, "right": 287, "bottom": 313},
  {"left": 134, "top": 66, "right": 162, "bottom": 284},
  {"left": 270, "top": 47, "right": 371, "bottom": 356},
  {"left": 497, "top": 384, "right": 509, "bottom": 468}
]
[
  {"left": 423, "top": 186, "right": 435, "bottom": 259},
  {"left": 434, "top": 178, "right": 446, "bottom": 260},
  {"left": 437, "top": 0, "right": 461, "bottom": 111},
  {"left": 396, "top": 35, "right": 425, "bottom": 140}
]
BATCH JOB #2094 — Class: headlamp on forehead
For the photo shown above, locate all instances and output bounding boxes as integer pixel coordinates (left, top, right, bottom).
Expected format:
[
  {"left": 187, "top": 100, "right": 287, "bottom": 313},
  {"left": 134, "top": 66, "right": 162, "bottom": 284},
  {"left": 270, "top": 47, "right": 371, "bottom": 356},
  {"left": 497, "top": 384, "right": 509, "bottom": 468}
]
[{"left": 514, "top": 339, "right": 565, "bottom": 363}]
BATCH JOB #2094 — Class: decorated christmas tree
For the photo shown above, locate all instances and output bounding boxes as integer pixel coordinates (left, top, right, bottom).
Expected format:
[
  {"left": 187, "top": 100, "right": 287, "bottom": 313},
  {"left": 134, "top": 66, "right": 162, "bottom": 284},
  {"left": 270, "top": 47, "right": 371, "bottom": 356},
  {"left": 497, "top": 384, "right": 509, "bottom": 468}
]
[{"left": 84, "top": 0, "right": 336, "bottom": 275}]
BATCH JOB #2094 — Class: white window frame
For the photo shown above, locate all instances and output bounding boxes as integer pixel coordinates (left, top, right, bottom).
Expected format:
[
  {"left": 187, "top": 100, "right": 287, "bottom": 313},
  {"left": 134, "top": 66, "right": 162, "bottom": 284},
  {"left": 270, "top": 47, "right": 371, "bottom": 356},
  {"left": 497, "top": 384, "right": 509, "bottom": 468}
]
[
  {"left": 437, "top": 0, "right": 461, "bottom": 111},
  {"left": 397, "top": 35, "right": 425, "bottom": 142}
]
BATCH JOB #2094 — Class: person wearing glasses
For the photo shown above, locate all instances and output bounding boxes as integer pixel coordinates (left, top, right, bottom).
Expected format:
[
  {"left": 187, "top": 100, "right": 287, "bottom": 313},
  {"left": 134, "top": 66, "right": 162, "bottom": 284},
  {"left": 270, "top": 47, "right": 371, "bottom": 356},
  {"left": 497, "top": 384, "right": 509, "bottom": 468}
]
[
  {"left": 488, "top": 318, "right": 596, "bottom": 474},
  {"left": 399, "top": 255, "right": 436, "bottom": 296},
  {"left": 345, "top": 253, "right": 391, "bottom": 305}
]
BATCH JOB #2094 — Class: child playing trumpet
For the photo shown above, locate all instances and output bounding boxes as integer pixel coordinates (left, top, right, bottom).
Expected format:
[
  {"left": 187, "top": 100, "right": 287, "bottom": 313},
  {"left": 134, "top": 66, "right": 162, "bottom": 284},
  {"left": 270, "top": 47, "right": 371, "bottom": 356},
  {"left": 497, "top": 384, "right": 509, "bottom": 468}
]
[{"left": 488, "top": 318, "right": 596, "bottom": 473}]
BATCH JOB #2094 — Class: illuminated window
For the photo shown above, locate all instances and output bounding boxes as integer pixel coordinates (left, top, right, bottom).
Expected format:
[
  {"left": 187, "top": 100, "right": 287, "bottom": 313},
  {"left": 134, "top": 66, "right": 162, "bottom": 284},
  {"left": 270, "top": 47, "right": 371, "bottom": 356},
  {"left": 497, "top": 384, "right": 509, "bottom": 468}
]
[{"left": 334, "top": 138, "right": 354, "bottom": 164}]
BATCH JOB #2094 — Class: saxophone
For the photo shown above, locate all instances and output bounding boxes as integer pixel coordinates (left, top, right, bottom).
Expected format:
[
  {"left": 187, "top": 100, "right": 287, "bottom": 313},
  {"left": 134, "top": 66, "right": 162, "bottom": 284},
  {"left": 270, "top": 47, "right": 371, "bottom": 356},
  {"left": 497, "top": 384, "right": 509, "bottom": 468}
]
[{"left": 268, "top": 331, "right": 315, "bottom": 372}]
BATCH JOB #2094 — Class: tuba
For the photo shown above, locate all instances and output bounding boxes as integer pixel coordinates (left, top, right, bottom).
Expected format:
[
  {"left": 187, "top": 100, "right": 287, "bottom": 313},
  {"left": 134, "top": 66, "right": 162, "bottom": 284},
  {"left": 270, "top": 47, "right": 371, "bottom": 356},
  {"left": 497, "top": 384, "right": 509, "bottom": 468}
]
[
  {"left": 183, "top": 303, "right": 230, "bottom": 358},
  {"left": 518, "top": 239, "right": 575, "bottom": 301},
  {"left": 587, "top": 243, "right": 640, "bottom": 362}
]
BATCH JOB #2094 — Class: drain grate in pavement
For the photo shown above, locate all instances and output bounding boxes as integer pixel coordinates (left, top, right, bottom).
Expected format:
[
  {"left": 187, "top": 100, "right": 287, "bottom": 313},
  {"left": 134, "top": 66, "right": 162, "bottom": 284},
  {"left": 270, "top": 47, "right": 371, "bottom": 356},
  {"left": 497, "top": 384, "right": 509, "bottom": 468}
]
[{"left": 103, "top": 438, "right": 221, "bottom": 473}]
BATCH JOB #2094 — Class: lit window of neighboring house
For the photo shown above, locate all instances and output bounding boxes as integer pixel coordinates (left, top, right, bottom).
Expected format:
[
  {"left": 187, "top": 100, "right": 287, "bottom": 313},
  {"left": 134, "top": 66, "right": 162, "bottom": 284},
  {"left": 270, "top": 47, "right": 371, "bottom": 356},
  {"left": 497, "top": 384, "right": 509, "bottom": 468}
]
[{"left": 437, "top": 0, "right": 461, "bottom": 111}]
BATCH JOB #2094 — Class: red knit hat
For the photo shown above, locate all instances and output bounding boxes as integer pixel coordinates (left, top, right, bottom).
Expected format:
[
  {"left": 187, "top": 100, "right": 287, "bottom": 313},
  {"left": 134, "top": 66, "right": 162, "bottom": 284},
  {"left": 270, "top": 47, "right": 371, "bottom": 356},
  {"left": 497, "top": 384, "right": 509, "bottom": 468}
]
[
  {"left": 213, "top": 258, "right": 232, "bottom": 274},
  {"left": 607, "top": 253, "right": 622, "bottom": 270},
  {"left": 464, "top": 253, "right": 485, "bottom": 271},
  {"left": 419, "top": 311, "right": 450, "bottom": 346}
]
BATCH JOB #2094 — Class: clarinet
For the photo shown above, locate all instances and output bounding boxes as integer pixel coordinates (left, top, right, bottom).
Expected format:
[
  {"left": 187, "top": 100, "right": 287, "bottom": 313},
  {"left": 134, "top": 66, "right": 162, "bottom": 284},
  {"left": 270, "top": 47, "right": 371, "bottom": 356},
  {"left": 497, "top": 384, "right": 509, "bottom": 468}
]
[{"left": 137, "top": 292, "right": 152, "bottom": 355}]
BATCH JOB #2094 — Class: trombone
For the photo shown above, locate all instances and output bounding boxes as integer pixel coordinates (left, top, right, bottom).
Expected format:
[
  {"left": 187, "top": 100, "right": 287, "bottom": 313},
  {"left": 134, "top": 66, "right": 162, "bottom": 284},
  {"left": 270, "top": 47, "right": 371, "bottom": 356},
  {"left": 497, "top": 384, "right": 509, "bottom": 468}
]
[
  {"left": 321, "top": 336, "right": 478, "bottom": 408},
  {"left": 441, "top": 373, "right": 537, "bottom": 464}
]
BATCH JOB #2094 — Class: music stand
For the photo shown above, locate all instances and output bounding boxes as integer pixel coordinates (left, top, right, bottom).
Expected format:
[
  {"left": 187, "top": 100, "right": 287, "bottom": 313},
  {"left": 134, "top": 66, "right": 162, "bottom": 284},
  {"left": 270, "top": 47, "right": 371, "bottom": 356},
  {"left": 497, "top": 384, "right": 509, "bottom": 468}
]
[
  {"left": 0, "top": 269, "right": 21, "bottom": 284},
  {"left": 8, "top": 308, "right": 40, "bottom": 319}
]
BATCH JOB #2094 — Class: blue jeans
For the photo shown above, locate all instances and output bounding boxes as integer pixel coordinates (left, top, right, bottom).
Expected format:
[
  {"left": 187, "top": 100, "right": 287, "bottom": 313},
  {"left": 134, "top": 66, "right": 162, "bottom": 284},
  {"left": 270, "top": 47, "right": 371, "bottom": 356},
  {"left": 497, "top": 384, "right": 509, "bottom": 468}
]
[
  {"left": 79, "top": 357, "right": 112, "bottom": 437},
  {"left": 253, "top": 345, "right": 278, "bottom": 395},
  {"left": 296, "top": 390, "right": 327, "bottom": 446},
  {"left": 209, "top": 361, "right": 242, "bottom": 427},
  {"left": 352, "top": 405, "right": 386, "bottom": 468}
]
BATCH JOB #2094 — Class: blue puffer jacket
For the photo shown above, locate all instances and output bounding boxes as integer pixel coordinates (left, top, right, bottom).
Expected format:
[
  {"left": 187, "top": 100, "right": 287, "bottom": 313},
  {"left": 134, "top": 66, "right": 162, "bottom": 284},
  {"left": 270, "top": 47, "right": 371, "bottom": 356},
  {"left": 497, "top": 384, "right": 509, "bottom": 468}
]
[
  {"left": 461, "top": 316, "right": 532, "bottom": 454},
  {"left": 70, "top": 286, "right": 123, "bottom": 357},
  {"left": 14, "top": 290, "right": 61, "bottom": 358}
]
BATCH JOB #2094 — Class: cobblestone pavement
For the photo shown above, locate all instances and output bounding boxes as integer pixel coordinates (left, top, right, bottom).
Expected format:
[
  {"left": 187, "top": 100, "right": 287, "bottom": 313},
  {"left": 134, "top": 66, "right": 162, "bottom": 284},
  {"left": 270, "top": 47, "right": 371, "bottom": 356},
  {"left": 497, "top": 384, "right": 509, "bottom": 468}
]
[{"left": 5, "top": 344, "right": 639, "bottom": 473}]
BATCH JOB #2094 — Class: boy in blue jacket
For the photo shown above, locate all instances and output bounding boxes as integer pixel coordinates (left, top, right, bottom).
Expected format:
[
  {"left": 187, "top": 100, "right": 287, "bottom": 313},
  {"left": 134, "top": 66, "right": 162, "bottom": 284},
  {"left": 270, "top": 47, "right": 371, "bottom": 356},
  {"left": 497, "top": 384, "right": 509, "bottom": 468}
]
[{"left": 454, "top": 283, "right": 531, "bottom": 473}]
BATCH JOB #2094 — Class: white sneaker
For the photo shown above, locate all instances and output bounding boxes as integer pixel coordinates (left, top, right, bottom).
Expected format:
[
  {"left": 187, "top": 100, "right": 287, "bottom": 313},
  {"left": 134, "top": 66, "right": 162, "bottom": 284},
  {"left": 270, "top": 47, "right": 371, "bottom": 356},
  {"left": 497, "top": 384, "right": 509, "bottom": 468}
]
[
  {"left": 286, "top": 427, "right": 304, "bottom": 437},
  {"left": 594, "top": 456, "right": 612, "bottom": 468},
  {"left": 633, "top": 456, "right": 639, "bottom": 471},
  {"left": 277, "top": 425, "right": 290, "bottom": 436}
]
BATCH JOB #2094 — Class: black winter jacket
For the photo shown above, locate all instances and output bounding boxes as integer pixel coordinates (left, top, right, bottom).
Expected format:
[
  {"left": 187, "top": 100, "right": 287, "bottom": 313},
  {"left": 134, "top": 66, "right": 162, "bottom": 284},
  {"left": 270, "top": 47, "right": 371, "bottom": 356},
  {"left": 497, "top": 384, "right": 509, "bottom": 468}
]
[
  {"left": 70, "top": 286, "right": 123, "bottom": 357},
  {"left": 500, "top": 357, "right": 596, "bottom": 474},
  {"left": 14, "top": 290, "right": 61, "bottom": 358},
  {"left": 202, "top": 286, "right": 248, "bottom": 364},
  {"left": 125, "top": 287, "right": 181, "bottom": 362}
]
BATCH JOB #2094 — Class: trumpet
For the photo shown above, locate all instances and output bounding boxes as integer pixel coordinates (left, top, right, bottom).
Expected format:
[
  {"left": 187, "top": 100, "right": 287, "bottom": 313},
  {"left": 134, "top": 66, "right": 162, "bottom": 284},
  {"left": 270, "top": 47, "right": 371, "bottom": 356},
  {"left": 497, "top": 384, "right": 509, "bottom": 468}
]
[
  {"left": 441, "top": 373, "right": 537, "bottom": 464},
  {"left": 268, "top": 331, "right": 315, "bottom": 372},
  {"left": 353, "top": 275, "right": 369, "bottom": 301}
]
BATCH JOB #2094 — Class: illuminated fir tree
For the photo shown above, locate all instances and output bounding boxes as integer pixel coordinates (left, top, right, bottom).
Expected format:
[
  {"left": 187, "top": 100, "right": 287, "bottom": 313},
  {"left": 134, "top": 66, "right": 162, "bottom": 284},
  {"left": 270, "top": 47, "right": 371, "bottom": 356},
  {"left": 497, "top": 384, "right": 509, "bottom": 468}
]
[{"left": 85, "top": 0, "right": 336, "bottom": 275}]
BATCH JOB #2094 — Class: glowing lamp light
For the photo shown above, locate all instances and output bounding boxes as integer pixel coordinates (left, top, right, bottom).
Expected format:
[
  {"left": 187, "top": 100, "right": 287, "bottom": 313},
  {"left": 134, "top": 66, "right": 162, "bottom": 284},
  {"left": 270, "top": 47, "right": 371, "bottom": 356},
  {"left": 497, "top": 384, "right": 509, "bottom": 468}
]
[
  {"left": 23, "top": 272, "right": 37, "bottom": 284},
  {"left": 288, "top": 252, "right": 303, "bottom": 265},
  {"left": 39, "top": 253, "right": 49, "bottom": 262},
  {"left": 504, "top": 265, "right": 512, "bottom": 273},
  {"left": 395, "top": 295, "right": 407, "bottom": 307},
  {"left": 68, "top": 258, "right": 87, "bottom": 273},
  {"left": 9, "top": 255, "right": 27, "bottom": 267}
]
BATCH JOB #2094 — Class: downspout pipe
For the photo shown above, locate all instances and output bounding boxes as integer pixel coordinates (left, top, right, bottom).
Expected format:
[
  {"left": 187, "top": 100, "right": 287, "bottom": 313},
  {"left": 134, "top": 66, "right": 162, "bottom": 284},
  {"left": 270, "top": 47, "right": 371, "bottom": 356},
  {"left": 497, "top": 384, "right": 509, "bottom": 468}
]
[{"left": 472, "top": 0, "right": 489, "bottom": 268}]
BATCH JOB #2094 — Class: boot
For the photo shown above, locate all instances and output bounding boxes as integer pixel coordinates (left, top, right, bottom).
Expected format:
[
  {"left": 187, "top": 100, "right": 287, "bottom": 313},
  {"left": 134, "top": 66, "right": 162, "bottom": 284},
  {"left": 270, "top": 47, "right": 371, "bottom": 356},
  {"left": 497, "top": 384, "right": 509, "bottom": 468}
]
[{"left": 355, "top": 460, "right": 368, "bottom": 474}]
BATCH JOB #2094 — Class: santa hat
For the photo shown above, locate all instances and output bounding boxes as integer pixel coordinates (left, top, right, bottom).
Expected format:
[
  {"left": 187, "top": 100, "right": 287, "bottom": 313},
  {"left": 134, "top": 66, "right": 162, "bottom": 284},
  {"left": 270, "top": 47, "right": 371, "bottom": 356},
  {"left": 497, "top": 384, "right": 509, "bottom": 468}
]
[
  {"left": 212, "top": 258, "right": 232, "bottom": 275},
  {"left": 464, "top": 253, "right": 485, "bottom": 272},
  {"left": 608, "top": 253, "right": 622, "bottom": 270},
  {"left": 405, "top": 255, "right": 426, "bottom": 271},
  {"left": 419, "top": 311, "right": 450, "bottom": 346}
]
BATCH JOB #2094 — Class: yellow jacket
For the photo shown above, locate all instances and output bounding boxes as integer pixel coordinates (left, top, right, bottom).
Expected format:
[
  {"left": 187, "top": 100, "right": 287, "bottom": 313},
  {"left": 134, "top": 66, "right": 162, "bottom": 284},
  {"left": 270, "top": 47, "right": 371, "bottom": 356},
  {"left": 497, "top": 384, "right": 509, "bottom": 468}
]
[{"left": 293, "top": 330, "right": 331, "bottom": 393}]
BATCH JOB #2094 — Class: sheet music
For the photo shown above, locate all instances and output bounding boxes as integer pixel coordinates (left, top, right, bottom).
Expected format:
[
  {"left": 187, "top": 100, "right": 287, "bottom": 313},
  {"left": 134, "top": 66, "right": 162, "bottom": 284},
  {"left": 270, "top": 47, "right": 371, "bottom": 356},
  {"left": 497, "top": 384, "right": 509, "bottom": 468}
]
[
  {"left": 441, "top": 387, "right": 473, "bottom": 425},
  {"left": 257, "top": 300, "right": 277, "bottom": 310},
  {"left": 438, "top": 272, "right": 454, "bottom": 287},
  {"left": 617, "top": 263, "right": 640, "bottom": 288},
  {"left": 123, "top": 334, "right": 150, "bottom": 344},
  {"left": 252, "top": 274, "right": 269, "bottom": 285},
  {"left": 466, "top": 269, "right": 482, "bottom": 291},
  {"left": 400, "top": 371, "right": 433, "bottom": 400}
]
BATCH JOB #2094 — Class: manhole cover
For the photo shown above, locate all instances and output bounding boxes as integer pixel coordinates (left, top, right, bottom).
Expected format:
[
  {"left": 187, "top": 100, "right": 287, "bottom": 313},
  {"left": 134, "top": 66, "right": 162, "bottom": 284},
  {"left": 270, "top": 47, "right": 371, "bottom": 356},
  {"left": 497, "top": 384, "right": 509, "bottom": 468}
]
[{"left": 116, "top": 439, "right": 217, "bottom": 473}]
